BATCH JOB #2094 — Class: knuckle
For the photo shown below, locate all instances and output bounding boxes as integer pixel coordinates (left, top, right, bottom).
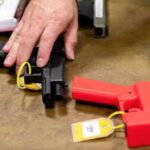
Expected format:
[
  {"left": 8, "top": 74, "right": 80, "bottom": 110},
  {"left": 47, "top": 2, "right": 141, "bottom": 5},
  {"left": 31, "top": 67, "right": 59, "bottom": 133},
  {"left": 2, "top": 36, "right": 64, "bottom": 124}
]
[
  {"left": 49, "top": 10, "right": 72, "bottom": 22},
  {"left": 65, "top": 34, "right": 78, "bottom": 46},
  {"left": 40, "top": 35, "right": 49, "bottom": 42},
  {"left": 15, "top": 35, "right": 21, "bottom": 43},
  {"left": 70, "top": 40, "right": 77, "bottom": 46},
  {"left": 40, "top": 31, "right": 55, "bottom": 42},
  {"left": 33, "top": 15, "right": 45, "bottom": 28},
  {"left": 14, "top": 32, "right": 23, "bottom": 43},
  {"left": 17, "top": 58, "right": 25, "bottom": 66},
  {"left": 13, "top": 29, "right": 20, "bottom": 37},
  {"left": 16, "top": 58, "right": 22, "bottom": 66},
  {"left": 19, "top": 40, "right": 30, "bottom": 49},
  {"left": 7, "top": 50, "right": 16, "bottom": 59}
]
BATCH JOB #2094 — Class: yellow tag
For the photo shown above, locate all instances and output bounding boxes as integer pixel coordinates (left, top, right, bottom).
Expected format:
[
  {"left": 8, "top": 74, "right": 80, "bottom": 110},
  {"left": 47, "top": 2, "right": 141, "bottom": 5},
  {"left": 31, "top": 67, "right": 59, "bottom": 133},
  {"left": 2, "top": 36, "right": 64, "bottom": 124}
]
[{"left": 72, "top": 118, "right": 114, "bottom": 142}]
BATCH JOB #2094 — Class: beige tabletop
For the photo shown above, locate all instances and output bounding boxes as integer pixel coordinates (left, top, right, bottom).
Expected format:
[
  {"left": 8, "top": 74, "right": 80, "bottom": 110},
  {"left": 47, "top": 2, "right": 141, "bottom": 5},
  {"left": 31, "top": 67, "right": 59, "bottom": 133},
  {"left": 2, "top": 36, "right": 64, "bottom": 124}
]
[{"left": 0, "top": 0, "right": 150, "bottom": 150}]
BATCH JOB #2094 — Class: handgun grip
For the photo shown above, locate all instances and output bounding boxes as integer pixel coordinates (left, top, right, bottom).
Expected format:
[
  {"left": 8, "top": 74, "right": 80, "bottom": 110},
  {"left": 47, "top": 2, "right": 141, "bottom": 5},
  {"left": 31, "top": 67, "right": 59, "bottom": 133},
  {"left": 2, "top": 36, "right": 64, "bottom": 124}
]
[
  {"left": 72, "top": 76, "right": 137, "bottom": 109},
  {"left": 0, "top": 50, "right": 6, "bottom": 67},
  {"left": 42, "top": 67, "right": 55, "bottom": 108},
  {"left": 0, "top": 43, "right": 7, "bottom": 67}
]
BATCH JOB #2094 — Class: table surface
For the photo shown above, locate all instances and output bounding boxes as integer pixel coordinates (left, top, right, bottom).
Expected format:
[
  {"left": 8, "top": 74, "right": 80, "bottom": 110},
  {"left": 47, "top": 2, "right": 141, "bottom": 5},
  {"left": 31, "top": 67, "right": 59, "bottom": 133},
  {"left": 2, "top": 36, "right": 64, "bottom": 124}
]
[{"left": 0, "top": 0, "right": 150, "bottom": 150}]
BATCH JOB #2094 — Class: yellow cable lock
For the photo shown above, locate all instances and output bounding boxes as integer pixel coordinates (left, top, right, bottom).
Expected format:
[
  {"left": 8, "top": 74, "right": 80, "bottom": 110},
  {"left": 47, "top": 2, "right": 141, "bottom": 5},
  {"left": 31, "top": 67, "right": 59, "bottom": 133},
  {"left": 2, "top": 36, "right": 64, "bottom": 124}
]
[
  {"left": 107, "top": 111, "right": 125, "bottom": 129},
  {"left": 17, "top": 62, "right": 42, "bottom": 90}
]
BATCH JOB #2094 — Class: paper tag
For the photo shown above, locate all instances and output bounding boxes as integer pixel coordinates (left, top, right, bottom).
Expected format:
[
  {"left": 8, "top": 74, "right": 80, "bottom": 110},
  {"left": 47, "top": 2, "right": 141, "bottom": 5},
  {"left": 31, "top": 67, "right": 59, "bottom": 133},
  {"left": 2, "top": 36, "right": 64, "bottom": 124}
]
[
  {"left": 72, "top": 118, "right": 115, "bottom": 142},
  {"left": 82, "top": 120, "right": 100, "bottom": 138}
]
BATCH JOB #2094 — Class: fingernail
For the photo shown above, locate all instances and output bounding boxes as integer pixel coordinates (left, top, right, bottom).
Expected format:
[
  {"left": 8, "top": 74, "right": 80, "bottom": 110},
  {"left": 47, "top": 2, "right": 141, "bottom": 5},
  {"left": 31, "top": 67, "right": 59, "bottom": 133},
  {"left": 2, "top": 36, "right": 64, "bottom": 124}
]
[
  {"left": 70, "top": 53, "right": 75, "bottom": 60},
  {"left": 4, "top": 56, "right": 12, "bottom": 66},
  {"left": 37, "top": 58, "right": 44, "bottom": 67},
  {"left": 68, "top": 51, "right": 75, "bottom": 60},
  {"left": 3, "top": 44, "right": 9, "bottom": 51}
]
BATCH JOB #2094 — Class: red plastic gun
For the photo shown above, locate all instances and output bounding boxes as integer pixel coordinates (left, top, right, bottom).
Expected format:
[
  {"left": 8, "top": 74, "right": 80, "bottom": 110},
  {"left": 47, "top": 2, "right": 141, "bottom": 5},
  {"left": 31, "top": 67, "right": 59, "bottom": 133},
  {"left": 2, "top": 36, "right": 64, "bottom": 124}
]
[{"left": 72, "top": 76, "right": 150, "bottom": 147}]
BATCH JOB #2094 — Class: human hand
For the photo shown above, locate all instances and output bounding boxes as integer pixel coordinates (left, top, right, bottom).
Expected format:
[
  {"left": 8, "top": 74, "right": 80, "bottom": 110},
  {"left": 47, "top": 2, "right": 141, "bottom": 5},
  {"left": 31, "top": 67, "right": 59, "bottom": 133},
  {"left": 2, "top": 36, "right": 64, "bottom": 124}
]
[{"left": 3, "top": 0, "right": 78, "bottom": 72}]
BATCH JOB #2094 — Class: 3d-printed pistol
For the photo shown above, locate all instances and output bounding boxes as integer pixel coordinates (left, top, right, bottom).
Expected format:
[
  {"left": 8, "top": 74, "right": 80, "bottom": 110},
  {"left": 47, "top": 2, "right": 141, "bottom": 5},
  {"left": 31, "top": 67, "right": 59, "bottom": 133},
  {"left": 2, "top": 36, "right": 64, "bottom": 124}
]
[{"left": 72, "top": 76, "right": 150, "bottom": 147}]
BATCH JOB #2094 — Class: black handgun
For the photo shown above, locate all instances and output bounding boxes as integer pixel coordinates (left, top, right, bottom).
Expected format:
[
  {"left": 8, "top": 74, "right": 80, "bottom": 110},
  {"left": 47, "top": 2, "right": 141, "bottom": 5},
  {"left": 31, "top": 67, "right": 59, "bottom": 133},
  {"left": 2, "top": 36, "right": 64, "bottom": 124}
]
[
  {"left": 77, "top": 0, "right": 108, "bottom": 37},
  {"left": 0, "top": 36, "right": 66, "bottom": 108}
]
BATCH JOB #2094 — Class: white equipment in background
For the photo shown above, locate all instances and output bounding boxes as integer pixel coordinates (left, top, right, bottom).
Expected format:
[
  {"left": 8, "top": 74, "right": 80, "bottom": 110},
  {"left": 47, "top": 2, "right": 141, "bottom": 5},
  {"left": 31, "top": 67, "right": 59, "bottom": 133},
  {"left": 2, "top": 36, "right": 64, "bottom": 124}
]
[{"left": 0, "top": 0, "right": 27, "bottom": 32}]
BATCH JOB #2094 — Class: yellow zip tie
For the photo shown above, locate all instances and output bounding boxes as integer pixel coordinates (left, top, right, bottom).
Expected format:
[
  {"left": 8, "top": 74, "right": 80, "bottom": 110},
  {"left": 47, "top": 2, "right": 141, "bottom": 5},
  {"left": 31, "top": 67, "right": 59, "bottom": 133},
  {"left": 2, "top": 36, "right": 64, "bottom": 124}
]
[
  {"left": 17, "top": 62, "right": 42, "bottom": 90},
  {"left": 17, "top": 62, "right": 31, "bottom": 89},
  {"left": 107, "top": 111, "right": 125, "bottom": 129}
]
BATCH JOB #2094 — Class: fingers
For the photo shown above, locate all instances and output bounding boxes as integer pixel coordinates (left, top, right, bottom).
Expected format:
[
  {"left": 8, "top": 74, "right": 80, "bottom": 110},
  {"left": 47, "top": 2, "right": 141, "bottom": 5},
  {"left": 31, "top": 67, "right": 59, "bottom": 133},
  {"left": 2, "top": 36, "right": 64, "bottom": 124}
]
[
  {"left": 3, "top": 9, "right": 32, "bottom": 68},
  {"left": 37, "top": 21, "right": 65, "bottom": 67},
  {"left": 16, "top": 22, "right": 44, "bottom": 70},
  {"left": 3, "top": 8, "right": 43, "bottom": 72},
  {"left": 3, "top": 43, "right": 20, "bottom": 67},
  {"left": 3, "top": 8, "right": 31, "bottom": 53},
  {"left": 3, "top": 21, "right": 24, "bottom": 53},
  {"left": 64, "top": 3, "right": 78, "bottom": 60},
  {"left": 3, "top": 19, "right": 31, "bottom": 69}
]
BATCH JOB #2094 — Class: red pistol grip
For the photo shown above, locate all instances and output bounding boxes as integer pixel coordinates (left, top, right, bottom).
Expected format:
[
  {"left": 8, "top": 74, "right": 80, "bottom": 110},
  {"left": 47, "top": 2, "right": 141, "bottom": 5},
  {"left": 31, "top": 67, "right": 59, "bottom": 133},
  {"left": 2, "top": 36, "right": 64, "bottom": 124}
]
[
  {"left": 72, "top": 76, "right": 150, "bottom": 147},
  {"left": 72, "top": 76, "right": 138, "bottom": 110}
]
